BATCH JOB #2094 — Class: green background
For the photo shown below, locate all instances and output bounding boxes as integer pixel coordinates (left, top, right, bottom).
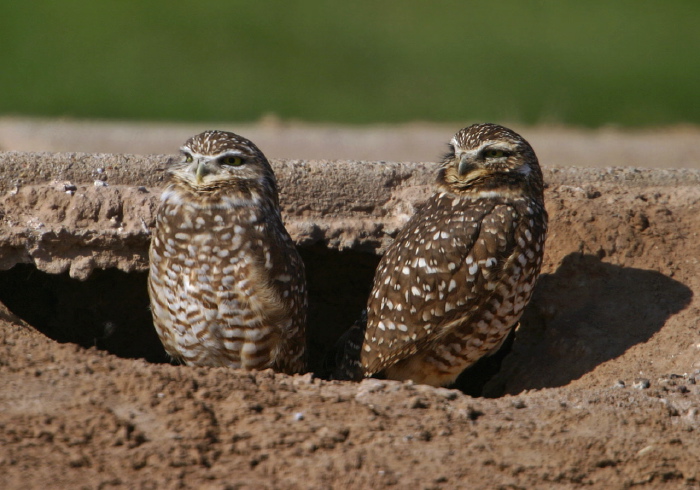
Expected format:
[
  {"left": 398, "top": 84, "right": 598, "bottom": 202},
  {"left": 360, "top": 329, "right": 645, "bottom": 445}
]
[{"left": 1, "top": 1, "right": 698, "bottom": 126}]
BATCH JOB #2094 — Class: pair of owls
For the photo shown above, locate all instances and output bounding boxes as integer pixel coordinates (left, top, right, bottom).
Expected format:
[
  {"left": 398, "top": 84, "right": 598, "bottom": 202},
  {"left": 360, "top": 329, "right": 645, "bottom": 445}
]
[{"left": 148, "top": 124, "right": 547, "bottom": 387}]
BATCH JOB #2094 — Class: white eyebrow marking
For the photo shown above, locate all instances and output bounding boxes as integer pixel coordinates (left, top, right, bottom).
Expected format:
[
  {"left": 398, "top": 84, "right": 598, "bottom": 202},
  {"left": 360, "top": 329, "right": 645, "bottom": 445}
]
[{"left": 218, "top": 150, "right": 247, "bottom": 158}]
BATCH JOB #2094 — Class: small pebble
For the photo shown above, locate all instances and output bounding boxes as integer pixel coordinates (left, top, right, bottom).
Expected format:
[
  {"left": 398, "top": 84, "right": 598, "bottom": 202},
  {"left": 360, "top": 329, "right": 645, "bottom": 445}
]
[
  {"left": 659, "top": 398, "right": 679, "bottom": 416},
  {"left": 633, "top": 378, "right": 651, "bottom": 390},
  {"left": 433, "top": 387, "right": 459, "bottom": 400},
  {"left": 512, "top": 399, "right": 527, "bottom": 409},
  {"left": 637, "top": 445, "right": 654, "bottom": 456},
  {"left": 613, "top": 380, "right": 626, "bottom": 388},
  {"left": 461, "top": 406, "right": 484, "bottom": 421},
  {"left": 408, "top": 396, "right": 429, "bottom": 409}
]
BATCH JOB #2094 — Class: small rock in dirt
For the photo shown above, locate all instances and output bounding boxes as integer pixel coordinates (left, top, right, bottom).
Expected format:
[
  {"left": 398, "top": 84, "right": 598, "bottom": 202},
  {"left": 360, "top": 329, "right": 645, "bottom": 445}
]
[
  {"left": 585, "top": 187, "right": 602, "bottom": 199},
  {"left": 292, "top": 373, "right": 314, "bottom": 386},
  {"left": 303, "top": 441, "right": 318, "bottom": 453},
  {"left": 613, "top": 380, "right": 626, "bottom": 388},
  {"left": 633, "top": 378, "right": 651, "bottom": 389},
  {"left": 512, "top": 399, "right": 527, "bottom": 409},
  {"left": 637, "top": 445, "right": 655, "bottom": 456},
  {"left": 417, "top": 429, "right": 432, "bottom": 441},
  {"left": 659, "top": 398, "right": 680, "bottom": 416},
  {"left": 51, "top": 180, "right": 77, "bottom": 195},
  {"left": 408, "top": 396, "right": 429, "bottom": 409},
  {"left": 312, "top": 427, "right": 349, "bottom": 450},
  {"left": 357, "top": 379, "right": 386, "bottom": 394},
  {"left": 459, "top": 406, "right": 484, "bottom": 421},
  {"left": 432, "top": 387, "right": 460, "bottom": 400}
]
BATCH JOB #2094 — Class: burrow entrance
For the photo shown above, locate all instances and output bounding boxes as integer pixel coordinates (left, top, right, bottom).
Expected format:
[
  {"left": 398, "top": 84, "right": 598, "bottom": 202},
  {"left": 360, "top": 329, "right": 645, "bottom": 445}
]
[{"left": 0, "top": 244, "right": 511, "bottom": 396}]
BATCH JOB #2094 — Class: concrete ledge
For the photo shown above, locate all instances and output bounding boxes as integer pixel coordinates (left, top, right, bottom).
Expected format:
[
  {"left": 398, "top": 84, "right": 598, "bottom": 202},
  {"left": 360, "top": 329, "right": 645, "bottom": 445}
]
[{"left": 3, "top": 150, "right": 700, "bottom": 279}]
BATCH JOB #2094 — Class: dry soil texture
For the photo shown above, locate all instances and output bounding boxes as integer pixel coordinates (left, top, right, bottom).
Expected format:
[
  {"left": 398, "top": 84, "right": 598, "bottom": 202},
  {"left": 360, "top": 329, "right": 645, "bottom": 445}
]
[{"left": 1, "top": 128, "right": 700, "bottom": 489}]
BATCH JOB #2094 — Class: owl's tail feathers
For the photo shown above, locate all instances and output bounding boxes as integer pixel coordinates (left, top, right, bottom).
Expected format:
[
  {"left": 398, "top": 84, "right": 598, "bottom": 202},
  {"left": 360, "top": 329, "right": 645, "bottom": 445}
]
[{"left": 321, "top": 310, "right": 367, "bottom": 382}]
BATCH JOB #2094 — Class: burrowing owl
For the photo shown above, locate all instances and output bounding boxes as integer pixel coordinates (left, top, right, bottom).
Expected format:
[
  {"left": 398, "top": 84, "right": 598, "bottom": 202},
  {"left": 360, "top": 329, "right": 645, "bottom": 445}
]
[
  {"left": 148, "top": 130, "right": 307, "bottom": 374},
  {"left": 348, "top": 123, "right": 547, "bottom": 387}
]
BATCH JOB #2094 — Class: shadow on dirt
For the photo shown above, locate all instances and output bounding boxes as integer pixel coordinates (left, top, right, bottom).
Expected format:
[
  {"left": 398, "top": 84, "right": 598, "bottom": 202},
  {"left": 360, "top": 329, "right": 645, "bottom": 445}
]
[
  {"left": 482, "top": 253, "right": 693, "bottom": 397},
  {"left": 0, "top": 265, "right": 168, "bottom": 363}
]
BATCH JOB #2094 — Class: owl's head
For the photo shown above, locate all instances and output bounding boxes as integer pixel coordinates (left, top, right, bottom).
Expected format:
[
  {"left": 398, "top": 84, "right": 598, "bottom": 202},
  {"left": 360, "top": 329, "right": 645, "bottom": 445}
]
[
  {"left": 168, "top": 130, "right": 278, "bottom": 200},
  {"left": 438, "top": 123, "right": 543, "bottom": 199}
]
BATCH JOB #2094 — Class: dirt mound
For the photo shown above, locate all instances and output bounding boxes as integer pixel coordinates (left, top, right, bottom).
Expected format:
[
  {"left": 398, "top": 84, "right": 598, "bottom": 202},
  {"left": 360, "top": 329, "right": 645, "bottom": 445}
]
[{"left": 1, "top": 148, "right": 699, "bottom": 488}]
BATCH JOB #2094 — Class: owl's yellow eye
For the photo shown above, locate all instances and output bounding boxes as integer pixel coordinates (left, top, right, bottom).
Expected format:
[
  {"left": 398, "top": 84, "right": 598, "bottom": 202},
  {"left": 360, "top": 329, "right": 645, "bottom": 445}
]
[
  {"left": 184, "top": 153, "right": 193, "bottom": 163},
  {"left": 221, "top": 156, "right": 243, "bottom": 166},
  {"left": 485, "top": 149, "right": 505, "bottom": 158}
]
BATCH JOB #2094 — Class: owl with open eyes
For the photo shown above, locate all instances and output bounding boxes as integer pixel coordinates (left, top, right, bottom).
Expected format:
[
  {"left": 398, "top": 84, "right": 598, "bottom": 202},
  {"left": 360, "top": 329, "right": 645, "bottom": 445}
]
[
  {"left": 148, "top": 130, "right": 307, "bottom": 374},
  {"left": 336, "top": 123, "right": 547, "bottom": 387}
]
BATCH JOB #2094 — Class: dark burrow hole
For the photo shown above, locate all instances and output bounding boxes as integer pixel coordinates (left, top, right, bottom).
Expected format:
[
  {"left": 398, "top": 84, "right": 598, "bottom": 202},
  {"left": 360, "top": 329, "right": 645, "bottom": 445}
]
[{"left": 0, "top": 244, "right": 512, "bottom": 397}]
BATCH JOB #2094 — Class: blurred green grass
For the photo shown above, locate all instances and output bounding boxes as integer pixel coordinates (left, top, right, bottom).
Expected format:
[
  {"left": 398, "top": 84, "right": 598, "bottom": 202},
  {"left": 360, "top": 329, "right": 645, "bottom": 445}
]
[{"left": 1, "top": 1, "right": 698, "bottom": 126}]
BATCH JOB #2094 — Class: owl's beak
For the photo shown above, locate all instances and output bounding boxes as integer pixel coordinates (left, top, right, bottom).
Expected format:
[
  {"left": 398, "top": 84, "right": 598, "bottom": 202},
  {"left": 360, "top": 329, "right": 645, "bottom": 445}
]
[
  {"left": 195, "top": 161, "right": 208, "bottom": 184},
  {"left": 458, "top": 153, "right": 472, "bottom": 176}
]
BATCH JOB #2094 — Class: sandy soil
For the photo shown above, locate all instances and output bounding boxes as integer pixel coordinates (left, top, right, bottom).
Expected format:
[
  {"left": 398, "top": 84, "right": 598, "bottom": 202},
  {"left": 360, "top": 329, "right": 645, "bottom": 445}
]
[{"left": 1, "top": 123, "right": 700, "bottom": 489}]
